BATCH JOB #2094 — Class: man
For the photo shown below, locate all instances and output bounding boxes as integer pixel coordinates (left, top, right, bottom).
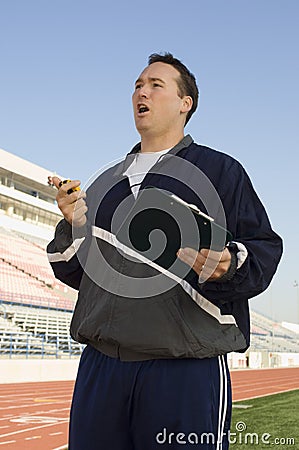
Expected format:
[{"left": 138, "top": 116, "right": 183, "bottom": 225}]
[{"left": 48, "top": 53, "right": 282, "bottom": 449}]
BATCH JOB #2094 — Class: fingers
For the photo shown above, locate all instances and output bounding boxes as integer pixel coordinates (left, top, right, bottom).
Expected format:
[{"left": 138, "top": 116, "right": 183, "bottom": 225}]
[
  {"left": 49, "top": 176, "right": 62, "bottom": 189},
  {"left": 47, "top": 176, "right": 56, "bottom": 186},
  {"left": 58, "top": 196, "right": 88, "bottom": 227},
  {"left": 58, "top": 189, "right": 86, "bottom": 205},
  {"left": 57, "top": 179, "right": 81, "bottom": 195},
  {"left": 177, "top": 247, "right": 201, "bottom": 267},
  {"left": 199, "top": 247, "right": 229, "bottom": 262},
  {"left": 48, "top": 175, "right": 87, "bottom": 226},
  {"left": 177, "top": 247, "right": 231, "bottom": 280},
  {"left": 177, "top": 247, "right": 211, "bottom": 279},
  {"left": 48, "top": 176, "right": 81, "bottom": 193},
  {"left": 199, "top": 247, "right": 231, "bottom": 280},
  {"left": 72, "top": 201, "right": 88, "bottom": 228}
]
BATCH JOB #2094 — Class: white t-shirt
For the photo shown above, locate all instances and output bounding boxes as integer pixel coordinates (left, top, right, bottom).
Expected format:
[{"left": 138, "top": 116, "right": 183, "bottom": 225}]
[{"left": 123, "top": 148, "right": 170, "bottom": 198}]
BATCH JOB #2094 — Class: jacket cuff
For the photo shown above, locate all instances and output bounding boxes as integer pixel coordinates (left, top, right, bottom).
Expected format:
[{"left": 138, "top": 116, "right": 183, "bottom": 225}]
[
  {"left": 214, "top": 243, "right": 238, "bottom": 282},
  {"left": 54, "top": 219, "right": 87, "bottom": 252}
]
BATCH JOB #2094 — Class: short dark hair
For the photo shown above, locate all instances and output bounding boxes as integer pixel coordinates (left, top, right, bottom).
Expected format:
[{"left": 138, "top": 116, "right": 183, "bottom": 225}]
[{"left": 148, "top": 52, "right": 199, "bottom": 125}]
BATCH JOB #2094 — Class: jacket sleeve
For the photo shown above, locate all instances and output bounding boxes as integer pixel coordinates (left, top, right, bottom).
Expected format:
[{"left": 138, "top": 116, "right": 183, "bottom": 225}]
[
  {"left": 47, "top": 218, "right": 91, "bottom": 290},
  {"left": 198, "top": 166, "right": 283, "bottom": 303}
]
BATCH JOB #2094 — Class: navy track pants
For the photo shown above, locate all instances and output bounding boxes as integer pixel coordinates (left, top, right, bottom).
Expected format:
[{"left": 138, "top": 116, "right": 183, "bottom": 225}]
[{"left": 69, "top": 345, "right": 231, "bottom": 450}]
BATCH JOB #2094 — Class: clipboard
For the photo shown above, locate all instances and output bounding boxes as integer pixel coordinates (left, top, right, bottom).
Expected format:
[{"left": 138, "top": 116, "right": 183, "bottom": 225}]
[{"left": 115, "top": 186, "right": 232, "bottom": 279}]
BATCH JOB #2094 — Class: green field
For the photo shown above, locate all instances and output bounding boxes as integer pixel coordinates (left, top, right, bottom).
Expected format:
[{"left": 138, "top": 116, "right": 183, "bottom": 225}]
[
  {"left": 65, "top": 390, "right": 299, "bottom": 449},
  {"left": 230, "top": 390, "right": 299, "bottom": 449}
]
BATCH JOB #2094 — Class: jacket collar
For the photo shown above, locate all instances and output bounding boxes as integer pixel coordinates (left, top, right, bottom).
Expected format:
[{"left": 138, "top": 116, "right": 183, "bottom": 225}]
[{"left": 113, "top": 135, "right": 194, "bottom": 177}]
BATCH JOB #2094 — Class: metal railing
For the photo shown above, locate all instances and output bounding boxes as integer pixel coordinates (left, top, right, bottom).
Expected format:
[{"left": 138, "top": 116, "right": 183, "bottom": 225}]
[{"left": 0, "top": 331, "right": 84, "bottom": 358}]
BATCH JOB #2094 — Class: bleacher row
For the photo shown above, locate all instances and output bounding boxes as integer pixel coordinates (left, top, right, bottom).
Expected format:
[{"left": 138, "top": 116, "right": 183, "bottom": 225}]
[
  {"left": 250, "top": 310, "right": 299, "bottom": 353},
  {"left": 0, "top": 227, "right": 84, "bottom": 357},
  {"left": 0, "top": 303, "right": 84, "bottom": 358},
  {"left": 0, "top": 227, "right": 76, "bottom": 311}
]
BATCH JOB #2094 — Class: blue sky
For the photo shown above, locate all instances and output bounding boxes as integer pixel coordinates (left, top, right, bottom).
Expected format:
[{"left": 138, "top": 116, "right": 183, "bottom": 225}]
[{"left": 1, "top": 0, "right": 298, "bottom": 323}]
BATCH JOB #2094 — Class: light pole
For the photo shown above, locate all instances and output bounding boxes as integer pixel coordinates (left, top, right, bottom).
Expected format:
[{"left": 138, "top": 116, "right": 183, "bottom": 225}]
[{"left": 294, "top": 280, "right": 299, "bottom": 325}]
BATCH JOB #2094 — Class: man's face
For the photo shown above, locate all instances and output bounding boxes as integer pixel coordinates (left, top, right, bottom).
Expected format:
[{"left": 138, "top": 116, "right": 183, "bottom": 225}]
[{"left": 132, "top": 62, "right": 188, "bottom": 137}]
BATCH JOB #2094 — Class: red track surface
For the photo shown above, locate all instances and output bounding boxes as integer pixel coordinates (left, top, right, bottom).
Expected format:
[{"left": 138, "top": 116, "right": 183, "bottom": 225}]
[
  {"left": 231, "top": 366, "right": 299, "bottom": 401},
  {"left": 0, "top": 367, "right": 298, "bottom": 449},
  {"left": 0, "top": 381, "right": 74, "bottom": 450}
]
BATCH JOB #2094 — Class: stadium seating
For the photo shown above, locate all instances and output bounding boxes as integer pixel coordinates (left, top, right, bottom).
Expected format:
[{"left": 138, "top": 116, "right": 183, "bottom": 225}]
[
  {"left": 0, "top": 227, "right": 76, "bottom": 311},
  {"left": 0, "top": 304, "right": 84, "bottom": 358},
  {"left": 250, "top": 310, "right": 299, "bottom": 352},
  {"left": 0, "top": 226, "right": 84, "bottom": 357}
]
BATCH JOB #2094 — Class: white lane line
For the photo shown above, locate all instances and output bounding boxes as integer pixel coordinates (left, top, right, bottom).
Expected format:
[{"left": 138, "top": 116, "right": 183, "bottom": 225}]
[
  {"left": 0, "top": 388, "right": 72, "bottom": 396},
  {"left": 0, "top": 420, "right": 69, "bottom": 439},
  {"left": 0, "top": 408, "right": 70, "bottom": 424},
  {"left": 232, "top": 378, "right": 299, "bottom": 389},
  {"left": 49, "top": 432, "right": 63, "bottom": 436},
  {"left": 0, "top": 393, "right": 70, "bottom": 401},
  {"left": 52, "top": 445, "right": 68, "bottom": 450},
  {"left": 47, "top": 408, "right": 70, "bottom": 413},
  {"left": 10, "top": 415, "right": 69, "bottom": 424},
  {"left": 0, "top": 409, "right": 69, "bottom": 422},
  {"left": 25, "top": 436, "right": 41, "bottom": 440},
  {"left": 0, "top": 383, "right": 73, "bottom": 392},
  {"left": 0, "top": 400, "right": 70, "bottom": 410},
  {"left": 235, "top": 387, "right": 299, "bottom": 402},
  {"left": 234, "top": 384, "right": 299, "bottom": 394},
  {"left": 0, "top": 441, "right": 16, "bottom": 446},
  {"left": 0, "top": 395, "right": 71, "bottom": 403}
]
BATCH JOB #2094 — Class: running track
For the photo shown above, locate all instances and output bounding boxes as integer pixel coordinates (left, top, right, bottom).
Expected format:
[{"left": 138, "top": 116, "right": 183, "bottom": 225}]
[{"left": 0, "top": 367, "right": 298, "bottom": 449}]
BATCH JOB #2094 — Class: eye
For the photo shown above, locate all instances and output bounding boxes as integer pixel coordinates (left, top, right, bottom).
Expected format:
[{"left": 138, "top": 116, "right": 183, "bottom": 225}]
[
  {"left": 153, "top": 83, "right": 162, "bottom": 87},
  {"left": 135, "top": 84, "right": 142, "bottom": 90}
]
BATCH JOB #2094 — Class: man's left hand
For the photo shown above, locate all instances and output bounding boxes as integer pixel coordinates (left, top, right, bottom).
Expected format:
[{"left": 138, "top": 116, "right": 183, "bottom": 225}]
[{"left": 176, "top": 247, "right": 232, "bottom": 281}]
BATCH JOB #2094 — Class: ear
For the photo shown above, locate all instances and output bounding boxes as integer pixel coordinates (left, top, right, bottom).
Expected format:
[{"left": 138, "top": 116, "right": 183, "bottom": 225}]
[{"left": 180, "top": 96, "right": 193, "bottom": 114}]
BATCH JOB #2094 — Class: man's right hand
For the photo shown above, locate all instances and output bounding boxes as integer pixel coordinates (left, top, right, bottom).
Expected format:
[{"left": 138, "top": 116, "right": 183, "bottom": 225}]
[{"left": 50, "top": 176, "right": 88, "bottom": 227}]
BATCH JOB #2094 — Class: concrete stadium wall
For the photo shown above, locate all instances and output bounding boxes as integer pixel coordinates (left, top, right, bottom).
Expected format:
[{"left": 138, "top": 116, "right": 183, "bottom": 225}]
[
  {"left": 228, "top": 351, "right": 299, "bottom": 369},
  {"left": 0, "top": 359, "right": 80, "bottom": 383},
  {"left": 248, "top": 351, "right": 299, "bottom": 369},
  {"left": 1, "top": 353, "right": 299, "bottom": 383}
]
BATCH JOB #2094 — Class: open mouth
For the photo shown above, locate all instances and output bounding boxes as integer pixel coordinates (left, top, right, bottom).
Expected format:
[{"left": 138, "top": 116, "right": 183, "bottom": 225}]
[{"left": 138, "top": 104, "right": 149, "bottom": 114}]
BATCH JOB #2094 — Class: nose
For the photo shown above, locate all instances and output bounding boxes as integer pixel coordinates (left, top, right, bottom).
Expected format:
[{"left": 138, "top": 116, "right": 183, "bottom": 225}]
[{"left": 138, "top": 85, "right": 149, "bottom": 98}]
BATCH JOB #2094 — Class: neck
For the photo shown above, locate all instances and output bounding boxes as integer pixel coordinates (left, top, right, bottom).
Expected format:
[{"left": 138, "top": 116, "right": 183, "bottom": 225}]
[{"left": 139, "top": 130, "right": 184, "bottom": 153}]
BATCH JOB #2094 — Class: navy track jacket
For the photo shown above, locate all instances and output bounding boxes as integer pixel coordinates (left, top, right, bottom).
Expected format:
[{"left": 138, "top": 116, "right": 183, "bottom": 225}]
[{"left": 47, "top": 135, "right": 283, "bottom": 361}]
